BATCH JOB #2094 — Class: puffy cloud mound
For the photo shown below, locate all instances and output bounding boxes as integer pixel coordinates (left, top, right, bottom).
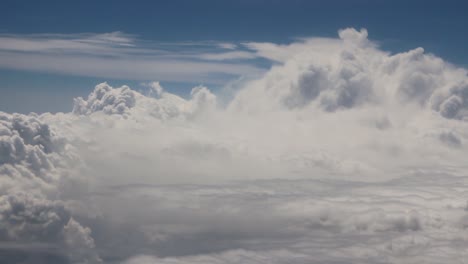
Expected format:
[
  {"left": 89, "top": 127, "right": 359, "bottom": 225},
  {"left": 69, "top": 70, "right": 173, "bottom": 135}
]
[
  {"left": 72, "top": 81, "right": 217, "bottom": 121},
  {"left": 3, "top": 28, "right": 468, "bottom": 263},
  {"left": 73, "top": 83, "right": 137, "bottom": 116},
  {"left": 231, "top": 28, "right": 468, "bottom": 120},
  {"left": 0, "top": 112, "right": 70, "bottom": 194},
  {"left": 0, "top": 112, "right": 99, "bottom": 263},
  {"left": 431, "top": 79, "right": 468, "bottom": 120},
  {"left": 0, "top": 193, "right": 69, "bottom": 242}
]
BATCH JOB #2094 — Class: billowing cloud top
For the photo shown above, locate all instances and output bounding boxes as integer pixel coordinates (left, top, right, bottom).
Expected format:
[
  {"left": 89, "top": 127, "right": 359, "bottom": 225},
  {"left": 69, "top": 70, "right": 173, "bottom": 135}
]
[
  {"left": 2, "top": 28, "right": 468, "bottom": 264},
  {"left": 235, "top": 29, "right": 468, "bottom": 119}
]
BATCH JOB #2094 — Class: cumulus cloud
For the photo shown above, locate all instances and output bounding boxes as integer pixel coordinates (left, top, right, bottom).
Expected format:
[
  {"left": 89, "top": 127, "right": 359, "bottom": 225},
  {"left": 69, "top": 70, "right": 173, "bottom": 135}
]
[
  {"left": 73, "top": 83, "right": 137, "bottom": 116},
  {"left": 3, "top": 28, "right": 468, "bottom": 263},
  {"left": 0, "top": 112, "right": 99, "bottom": 263},
  {"left": 235, "top": 28, "right": 468, "bottom": 117}
]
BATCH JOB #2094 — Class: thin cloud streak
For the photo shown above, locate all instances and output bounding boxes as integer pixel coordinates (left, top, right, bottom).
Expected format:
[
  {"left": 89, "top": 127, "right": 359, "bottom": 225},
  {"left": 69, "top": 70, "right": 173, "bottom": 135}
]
[
  {"left": 0, "top": 52, "right": 263, "bottom": 84},
  {"left": 0, "top": 32, "right": 263, "bottom": 84}
]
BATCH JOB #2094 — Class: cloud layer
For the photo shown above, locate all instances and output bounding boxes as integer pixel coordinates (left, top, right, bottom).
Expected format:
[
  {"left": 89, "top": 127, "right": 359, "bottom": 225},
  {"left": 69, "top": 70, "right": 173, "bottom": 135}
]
[{"left": 2, "top": 28, "right": 468, "bottom": 263}]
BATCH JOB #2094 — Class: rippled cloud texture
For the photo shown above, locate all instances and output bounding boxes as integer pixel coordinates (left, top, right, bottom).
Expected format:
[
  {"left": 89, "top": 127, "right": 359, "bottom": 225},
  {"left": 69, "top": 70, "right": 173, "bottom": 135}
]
[{"left": 1, "top": 28, "right": 468, "bottom": 263}]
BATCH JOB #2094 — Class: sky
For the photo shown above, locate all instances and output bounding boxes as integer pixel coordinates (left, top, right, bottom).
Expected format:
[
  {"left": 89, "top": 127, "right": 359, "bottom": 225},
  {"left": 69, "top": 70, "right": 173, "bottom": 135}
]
[
  {"left": 1, "top": 0, "right": 468, "bottom": 113},
  {"left": 2, "top": 1, "right": 468, "bottom": 264}
]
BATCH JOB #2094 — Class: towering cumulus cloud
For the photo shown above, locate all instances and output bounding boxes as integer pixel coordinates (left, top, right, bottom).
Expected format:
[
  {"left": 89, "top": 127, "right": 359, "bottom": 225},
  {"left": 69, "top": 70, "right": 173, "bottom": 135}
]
[
  {"left": 2, "top": 28, "right": 468, "bottom": 263},
  {"left": 0, "top": 113, "right": 100, "bottom": 263},
  {"left": 233, "top": 29, "right": 468, "bottom": 117}
]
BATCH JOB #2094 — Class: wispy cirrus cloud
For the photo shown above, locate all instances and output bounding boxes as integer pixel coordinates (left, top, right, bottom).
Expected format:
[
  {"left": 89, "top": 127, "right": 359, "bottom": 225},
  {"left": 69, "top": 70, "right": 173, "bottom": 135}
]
[
  {"left": 0, "top": 32, "right": 137, "bottom": 54},
  {"left": 0, "top": 32, "right": 264, "bottom": 84}
]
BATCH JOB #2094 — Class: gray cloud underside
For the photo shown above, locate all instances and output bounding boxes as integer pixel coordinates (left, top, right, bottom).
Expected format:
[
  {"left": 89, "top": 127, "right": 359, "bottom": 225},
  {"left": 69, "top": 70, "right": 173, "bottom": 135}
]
[{"left": 2, "top": 28, "right": 468, "bottom": 263}]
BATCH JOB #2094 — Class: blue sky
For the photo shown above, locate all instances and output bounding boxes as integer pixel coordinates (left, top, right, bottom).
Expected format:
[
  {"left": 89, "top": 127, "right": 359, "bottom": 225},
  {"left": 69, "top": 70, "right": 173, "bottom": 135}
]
[{"left": 1, "top": 0, "right": 467, "bottom": 113}]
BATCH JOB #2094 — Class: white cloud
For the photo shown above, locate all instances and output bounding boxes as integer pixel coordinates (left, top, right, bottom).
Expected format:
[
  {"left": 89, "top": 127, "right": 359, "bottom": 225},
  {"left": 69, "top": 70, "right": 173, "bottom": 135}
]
[
  {"left": 217, "top": 43, "right": 238, "bottom": 50},
  {"left": 0, "top": 51, "right": 263, "bottom": 84},
  {"left": 72, "top": 83, "right": 137, "bottom": 116},
  {"left": 0, "top": 112, "right": 99, "bottom": 263},
  {"left": 0, "top": 32, "right": 135, "bottom": 54},
  {"left": 0, "top": 33, "right": 262, "bottom": 84},
  {"left": 2, "top": 28, "right": 468, "bottom": 263},
  {"left": 197, "top": 51, "right": 257, "bottom": 61}
]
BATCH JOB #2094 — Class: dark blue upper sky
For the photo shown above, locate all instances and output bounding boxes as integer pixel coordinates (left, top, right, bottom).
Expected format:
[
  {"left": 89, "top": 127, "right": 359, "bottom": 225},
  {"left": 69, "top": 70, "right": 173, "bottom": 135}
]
[{"left": 1, "top": 0, "right": 467, "bottom": 113}]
